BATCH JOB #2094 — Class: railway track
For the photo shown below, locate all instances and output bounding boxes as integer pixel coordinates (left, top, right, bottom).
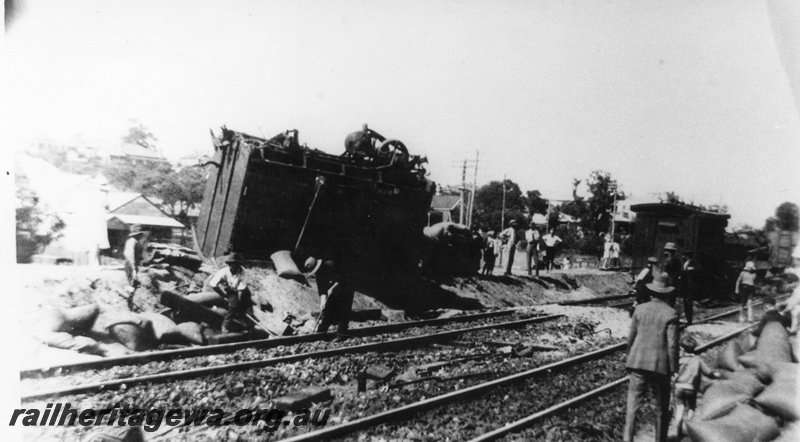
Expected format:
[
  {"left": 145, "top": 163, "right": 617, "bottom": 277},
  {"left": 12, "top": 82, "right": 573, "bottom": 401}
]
[
  {"left": 276, "top": 302, "right": 760, "bottom": 442},
  {"left": 20, "top": 293, "right": 787, "bottom": 441},
  {"left": 21, "top": 308, "right": 522, "bottom": 376},
  {"left": 21, "top": 312, "right": 564, "bottom": 400}
]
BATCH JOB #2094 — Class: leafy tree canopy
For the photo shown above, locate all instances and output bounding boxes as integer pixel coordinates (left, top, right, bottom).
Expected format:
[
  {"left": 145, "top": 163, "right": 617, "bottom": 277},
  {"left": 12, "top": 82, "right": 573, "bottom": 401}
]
[
  {"left": 102, "top": 160, "right": 206, "bottom": 227},
  {"left": 15, "top": 173, "right": 65, "bottom": 262},
  {"left": 769, "top": 201, "right": 799, "bottom": 232},
  {"left": 473, "top": 179, "right": 525, "bottom": 231},
  {"left": 123, "top": 119, "right": 158, "bottom": 149},
  {"left": 525, "top": 190, "right": 548, "bottom": 215}
]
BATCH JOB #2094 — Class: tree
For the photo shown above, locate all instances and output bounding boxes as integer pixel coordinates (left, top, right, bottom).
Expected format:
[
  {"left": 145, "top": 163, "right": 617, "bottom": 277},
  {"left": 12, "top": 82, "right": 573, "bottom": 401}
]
[
  {"left": 774, "top": 202, "right": 799, "bottom": 231},
  {"left": 560, "top": 179, "right": 589, "bottom": 224},
  {"left": 662, "top": 191, "right": 683, "bottom": 204},
  {"left": 473, "top": 179, "right": 525, "bottom": 231},
  {"left": 584, "top": 171, "right": 625, "bottom": 235},
  {"left": 16, "top": 173, "right": 65, "bottom": 262},
  {"left": 103, "top": 160, "right": 206, "bottom": 227},
  {"left": 524, "top": 190, "right": 548, "bottom": 215},
  {"left": 123, "top": 120, "right": 158, "bottom": 149}
]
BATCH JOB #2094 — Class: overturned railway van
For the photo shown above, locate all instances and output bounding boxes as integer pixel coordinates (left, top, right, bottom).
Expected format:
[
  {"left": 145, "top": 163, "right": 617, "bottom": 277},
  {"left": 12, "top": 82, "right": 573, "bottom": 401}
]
[
  {"left": 630, "top": 203, "right": 731, "bottom": 296},
  {"left": 195, "top": 125, "right": 436, "bottom": 272}
]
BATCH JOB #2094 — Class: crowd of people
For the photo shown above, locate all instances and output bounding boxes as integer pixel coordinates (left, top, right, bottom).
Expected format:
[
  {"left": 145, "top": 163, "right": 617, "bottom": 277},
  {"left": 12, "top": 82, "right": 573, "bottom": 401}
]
[{"left": 477, "top": 220, "right": 565, "bottom": 277}]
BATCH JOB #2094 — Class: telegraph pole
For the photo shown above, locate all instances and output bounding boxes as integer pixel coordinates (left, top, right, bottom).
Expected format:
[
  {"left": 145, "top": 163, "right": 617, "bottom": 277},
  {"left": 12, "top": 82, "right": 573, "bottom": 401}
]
[
  {"left": 467, "top": 150, "right": 479, "bottom": 227},
  {"left": 609, "top": 181, "right": 618, "bottom": 238},
  {"left": 460, "top": 159, "right": 467, "bottom": 224},
  {"left": 501, "top": 174, "right": 507, "bottom": 229}
]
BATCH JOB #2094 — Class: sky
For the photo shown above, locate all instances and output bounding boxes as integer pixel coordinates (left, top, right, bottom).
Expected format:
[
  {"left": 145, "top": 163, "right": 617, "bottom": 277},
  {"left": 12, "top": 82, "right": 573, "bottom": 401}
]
[{"left": 4, "top": 0, "right": 800, "bottom": 228}]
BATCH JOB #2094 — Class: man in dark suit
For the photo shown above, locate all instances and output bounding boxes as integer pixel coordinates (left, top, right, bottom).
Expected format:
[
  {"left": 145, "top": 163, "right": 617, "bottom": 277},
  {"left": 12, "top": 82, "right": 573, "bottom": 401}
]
[{"left": 624, "top": 273, "right": 679, "bottom": 442}]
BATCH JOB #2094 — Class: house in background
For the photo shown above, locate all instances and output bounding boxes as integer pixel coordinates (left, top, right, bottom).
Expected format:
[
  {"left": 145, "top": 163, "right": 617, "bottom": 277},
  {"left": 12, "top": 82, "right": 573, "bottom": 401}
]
[
  {"left": 105, "top": 191, "right": 187, "bottom": 257},
  {"left": 108, "top": 143, "right": 169, "bottom": 166},
  {"left": 428, "top": 194, "right": 462, "bottom": 226}
]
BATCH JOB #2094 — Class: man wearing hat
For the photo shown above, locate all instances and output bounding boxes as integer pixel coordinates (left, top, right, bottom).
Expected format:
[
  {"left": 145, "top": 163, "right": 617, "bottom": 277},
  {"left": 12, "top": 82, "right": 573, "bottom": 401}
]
[
  {"left": 304, "top": 257, "right": 355, "bottom": 335},
  {"left": 209, "top": 253, "right": 255, "bottom": 333},
  {"left": 681, "top": 251, "right": 702, "bottom": 325},
  {"left": 735, "top": 261, "right": 757, "bottom": 322},
  {"left": 123, "top": 225, "right": 147, "bottom": 291},
  {"left": 624, "top": 273, "right": 679, "bottom": 442},
  {"left": 499, "top": 220, "right": 522, "bottom": 276},
  {"left": 631, "top": 256, "right": 659, "bottom": 314},
  {"left": 661, "top": 242, "right": 682, "bottom": 307}
]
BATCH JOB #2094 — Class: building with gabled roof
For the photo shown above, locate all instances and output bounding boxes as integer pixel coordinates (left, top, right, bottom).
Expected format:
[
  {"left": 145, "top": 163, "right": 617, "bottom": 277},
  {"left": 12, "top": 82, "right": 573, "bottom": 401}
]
[{"left": 428, "top": 194, "right": 462, "bottom": 225}]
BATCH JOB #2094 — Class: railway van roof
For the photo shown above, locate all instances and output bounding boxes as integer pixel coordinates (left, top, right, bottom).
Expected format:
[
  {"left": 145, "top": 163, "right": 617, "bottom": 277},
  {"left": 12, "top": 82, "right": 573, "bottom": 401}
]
[{"left": 630, "top": 202, "right": 730, "bottom": 220}]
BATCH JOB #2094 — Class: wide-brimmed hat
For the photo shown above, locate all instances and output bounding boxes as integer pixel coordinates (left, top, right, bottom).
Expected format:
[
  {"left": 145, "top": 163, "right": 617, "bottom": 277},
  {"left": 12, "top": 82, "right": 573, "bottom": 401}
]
[
  {"left": 128, "top": 224, "right": 145, "bottom": 237},
  {"left": 744, "top": 261, "right": 755, "bottom": 271},
  {"left": 226, "top": 252, "right": 243, "bottom": 264},
  {"left": 304, "top": 257, "right": 323, "bottom": 275},
  {"left": 646, "top": 273, "right": 675, "bottom": 294},
  {"left": 662, "top": 242, "right": 677, "bottom": 251},
  {"left": 647, "top": 256, "right": 658, "bottom": 264}
]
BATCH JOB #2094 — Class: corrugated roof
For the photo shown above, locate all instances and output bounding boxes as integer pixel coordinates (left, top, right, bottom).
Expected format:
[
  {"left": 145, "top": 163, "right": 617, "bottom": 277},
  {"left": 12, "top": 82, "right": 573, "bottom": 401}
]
[
  {"left": 431, "top": 194, "right": 461, "bottom": 210},
  {"left": 106, "top": 214, "right": 185, "bottom": 228}
]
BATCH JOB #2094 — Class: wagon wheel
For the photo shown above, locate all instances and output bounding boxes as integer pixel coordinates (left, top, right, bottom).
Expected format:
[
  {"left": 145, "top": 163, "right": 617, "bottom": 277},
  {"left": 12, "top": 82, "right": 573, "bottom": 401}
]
[{"left": 377, "top": 139, "right": 409, "bottom": 166}]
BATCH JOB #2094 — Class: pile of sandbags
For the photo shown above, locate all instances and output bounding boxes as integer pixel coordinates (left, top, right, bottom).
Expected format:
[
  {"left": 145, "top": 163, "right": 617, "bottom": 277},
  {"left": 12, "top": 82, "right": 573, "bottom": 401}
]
[
  {"left": 685, "top": 318, "right": 798, "bottom": 442},
  {"left": 106, "top": 311, "right": 216, "bottom": 350},
  {"left": 36, "top": 304, "right": 104, "bottom": 356}
]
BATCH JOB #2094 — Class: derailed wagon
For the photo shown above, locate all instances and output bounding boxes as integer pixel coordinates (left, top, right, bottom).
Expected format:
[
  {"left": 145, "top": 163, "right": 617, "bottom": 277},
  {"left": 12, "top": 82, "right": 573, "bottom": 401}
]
[{"left": 195, "top": 125, "right": 436, "bottom": 273}]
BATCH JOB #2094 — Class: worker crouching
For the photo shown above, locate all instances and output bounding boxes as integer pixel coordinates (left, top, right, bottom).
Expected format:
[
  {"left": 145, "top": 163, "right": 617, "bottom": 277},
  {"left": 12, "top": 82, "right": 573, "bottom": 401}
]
[
  {"left": 305, "top": 257, "right": 355, "bottom": 336},
  {"left": 209, "top": 253, "right": 255, "bottom": 334}
]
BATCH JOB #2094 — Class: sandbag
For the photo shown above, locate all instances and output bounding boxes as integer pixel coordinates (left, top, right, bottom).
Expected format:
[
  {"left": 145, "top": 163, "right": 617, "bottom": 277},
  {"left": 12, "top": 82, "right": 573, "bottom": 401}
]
[
  {"left": 716, "top": 340, "right": 744, "bottom": 372},
  {"left": 36, "top": 331, "right": 102, "bottom": 355},
  {"left": 176, "top": 322, "right": 205, "bottom": 345},
  {"left": 686, "top": 403, "right": 780, "bottom": 442},
  {"left": 271, "top": 250, "right": 303, "bottom": 279},
  {"left": 138, "top": 312, "right": 178, "bottom": 341},
  {"left": 186, "top": 291, "right": 226, "bottom": 308},
  {"left": 694, "top": 380, "right": 759, "bottom": 421},
  {"left": 60, "top": 304, "right": 100, "bottom": 334},
  {"left": 790, "top": 334, "right": 799, "bottom": 363},
  {"left": 718, "top": 369, "right": 765, "bottom": 396},
  {"left": 754, "top": 374, "right": 799, "bottom": 421},
  {"left": 754, "top": 321, "right": 792, "bottom": 362},
  {"left": 43, "top": 304, "right": 100, "bottom": 334},
  {"left": 736, "top": 332, "right": 757, "bottom": 353},
  {"left": 739, "top": 356, "right": 798, "bottom": 384},
  {"left": 106, "top": 315, "right": 157, "bottom": 351}
]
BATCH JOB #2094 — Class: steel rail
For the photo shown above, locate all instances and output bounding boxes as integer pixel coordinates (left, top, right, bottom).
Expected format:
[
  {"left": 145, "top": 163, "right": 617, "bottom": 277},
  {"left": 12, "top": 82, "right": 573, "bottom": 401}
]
[
  {"left": 278, "top": 294, "right": 763, "bottom": 441},
  {"left": 21, "top": 314, "right": 562, "bottom": 402},
  {"left": 21, "top": 309, "right": 520, "bottom": 377},
  {"left": 278, "top": 343, "right": 626, "bottom": 442},
  {"left": 467, "top": 317, "right": 766, "bottom": 441},
  {"left": 693, "top": 293, "right": 789, "bottom": 323}
]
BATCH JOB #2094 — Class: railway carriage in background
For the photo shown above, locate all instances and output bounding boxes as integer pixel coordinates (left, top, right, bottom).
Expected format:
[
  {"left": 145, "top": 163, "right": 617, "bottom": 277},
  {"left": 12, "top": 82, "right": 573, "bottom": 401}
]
[{"left": 630, "top": 203, "right": 732, "bottom": 297}]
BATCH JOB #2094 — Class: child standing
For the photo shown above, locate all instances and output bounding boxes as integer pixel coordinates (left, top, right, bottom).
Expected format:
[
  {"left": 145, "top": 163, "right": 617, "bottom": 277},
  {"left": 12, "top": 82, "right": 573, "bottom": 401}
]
[
  {"left": 669, "top": 336, "right": 720, "bottom": 440},
  {"left": 735, "top": 261, "right": 757, "bottom": 322}
]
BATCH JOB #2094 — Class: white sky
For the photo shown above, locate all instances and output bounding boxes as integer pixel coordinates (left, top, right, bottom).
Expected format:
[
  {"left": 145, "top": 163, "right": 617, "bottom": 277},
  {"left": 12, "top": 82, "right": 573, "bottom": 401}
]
[{"left": 4, "top": 0, "right": 800, "bottom": 228}]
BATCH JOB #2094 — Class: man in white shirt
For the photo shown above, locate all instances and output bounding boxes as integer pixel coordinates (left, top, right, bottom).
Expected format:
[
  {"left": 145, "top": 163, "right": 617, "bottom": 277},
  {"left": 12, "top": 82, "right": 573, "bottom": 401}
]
[
  {"left": 209, "top": 253, "right": 254, "bottom": 333},
  {"left": 525, "top": 226, "right": 541, "bottom": 276},
  {"left": 542, "top": 228, "right": 562, "bottom": 272}
]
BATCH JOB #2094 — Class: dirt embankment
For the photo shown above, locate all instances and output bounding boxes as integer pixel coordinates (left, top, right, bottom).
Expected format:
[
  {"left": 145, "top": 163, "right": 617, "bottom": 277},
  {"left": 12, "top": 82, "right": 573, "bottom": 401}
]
[{"left": 15, "top": 263, "right": 632, "bottom": 367}]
